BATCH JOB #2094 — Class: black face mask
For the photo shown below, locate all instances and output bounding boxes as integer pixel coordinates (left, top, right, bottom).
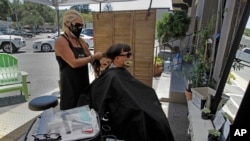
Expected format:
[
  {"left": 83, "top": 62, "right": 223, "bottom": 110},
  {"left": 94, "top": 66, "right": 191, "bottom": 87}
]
[{"left": 68, "top": 23, "right": 83, "bottom": 38}]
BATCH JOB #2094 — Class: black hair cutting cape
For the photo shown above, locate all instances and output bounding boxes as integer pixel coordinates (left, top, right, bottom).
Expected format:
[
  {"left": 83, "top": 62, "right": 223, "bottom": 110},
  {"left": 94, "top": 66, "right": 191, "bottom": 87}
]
[{"left": 78, "top": 67, "right": 174, "bottom": 141}]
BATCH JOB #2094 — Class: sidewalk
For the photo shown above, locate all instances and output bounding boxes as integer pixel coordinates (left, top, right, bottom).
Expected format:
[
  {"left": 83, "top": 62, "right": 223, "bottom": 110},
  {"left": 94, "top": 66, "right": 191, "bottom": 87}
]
[{"left": 153, "top": 72, "right": 189, "bottom": 141}]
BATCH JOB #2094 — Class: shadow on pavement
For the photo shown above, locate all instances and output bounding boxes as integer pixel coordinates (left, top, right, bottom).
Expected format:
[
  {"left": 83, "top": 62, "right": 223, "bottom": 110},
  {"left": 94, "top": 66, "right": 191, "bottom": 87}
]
[{"left": 167, "top": 102, "right": 190, "bottom": 141}]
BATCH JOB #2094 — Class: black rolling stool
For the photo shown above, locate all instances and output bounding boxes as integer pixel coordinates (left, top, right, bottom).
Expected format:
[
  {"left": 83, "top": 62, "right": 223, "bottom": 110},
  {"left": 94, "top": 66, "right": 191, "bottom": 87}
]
[
  {"left": 29, "top": 95, "right": 58, "bottom": 111},
  {"left": 25, "top": 96, "right": 59, "bottom": 140}
]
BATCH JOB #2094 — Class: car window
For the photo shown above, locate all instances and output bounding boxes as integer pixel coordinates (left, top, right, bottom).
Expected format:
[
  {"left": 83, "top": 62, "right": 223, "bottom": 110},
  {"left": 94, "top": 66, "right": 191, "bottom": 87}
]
[
  {"left": 243, "top": 48, "right": 250, "bottom": 54},
  {"left": 82, "top": 29, "right": 93, "bottom": 36},
  {"left": 52, "top": 35, "right": 59, "bottom": 39}
]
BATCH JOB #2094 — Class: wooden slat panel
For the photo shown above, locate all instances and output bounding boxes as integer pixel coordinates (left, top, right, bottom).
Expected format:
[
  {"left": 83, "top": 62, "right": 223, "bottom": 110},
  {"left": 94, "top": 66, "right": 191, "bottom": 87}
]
[
  {"left": 133, "top": 10, "right": 156, "bottom": 87},
  {"left": 113, "top": 12, "right": 133, "bottom": 48},
  {"left": 93, "top": 12, "right": 113, "bottom": 52},
  {"left": 93, "top": 10, "right": 156, "bottom": 87},
  {"left": 114, "top": 12, "right": 133, "bottom": 35}
]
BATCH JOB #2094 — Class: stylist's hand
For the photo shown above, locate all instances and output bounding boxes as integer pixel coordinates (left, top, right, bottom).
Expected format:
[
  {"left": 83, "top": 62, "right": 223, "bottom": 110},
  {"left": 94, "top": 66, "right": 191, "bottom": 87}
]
[{"left": 93, "top": 52, "right": 103, "bottom": 60}]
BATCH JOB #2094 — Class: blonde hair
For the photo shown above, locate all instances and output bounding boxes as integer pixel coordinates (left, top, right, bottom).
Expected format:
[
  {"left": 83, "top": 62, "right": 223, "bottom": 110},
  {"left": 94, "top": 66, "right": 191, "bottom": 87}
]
[
  {"left": 79, "top": 38, "right": 91, "bottom": 56},
  {"left": 63, "top": 10, "right": 82, "bottom": 31},
  {"left": 63, "top": 10, "right": 91, "bottom": 56}
]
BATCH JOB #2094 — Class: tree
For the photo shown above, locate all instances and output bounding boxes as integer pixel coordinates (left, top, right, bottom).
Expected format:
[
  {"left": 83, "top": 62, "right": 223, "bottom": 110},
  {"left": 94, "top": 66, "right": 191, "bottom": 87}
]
[
  {"left": 0, "top": 0, "right": 12, "bottom": 20},
  {"left": 14, "top": 2, "right": 55, "bottom": 29},
  {"left": 103, "top": 3, "right": 113, "bottom": 11},
  {"left": 82, "top": 13, "right": 93, "bottom": 23},
  {"left": 19, "top": 10, "right": 44, "bottom": 28},
  {"left": 70, "top": 5, "right": 91, "bottom": 14},
  {"left": 156, "top": 11, "right": 191, "bottom": 46},
  {"left": 244, "top": 28, "right": 250, "bottom": 36}
]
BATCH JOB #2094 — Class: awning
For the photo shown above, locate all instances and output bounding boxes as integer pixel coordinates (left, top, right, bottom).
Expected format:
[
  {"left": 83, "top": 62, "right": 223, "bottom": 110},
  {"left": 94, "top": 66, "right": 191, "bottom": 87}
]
[
  {"left": 24, "top": 0, "right": 137, "bottom": 34},
  {"left": 24, "top": 0, "right": 137, "bottom": 7}
]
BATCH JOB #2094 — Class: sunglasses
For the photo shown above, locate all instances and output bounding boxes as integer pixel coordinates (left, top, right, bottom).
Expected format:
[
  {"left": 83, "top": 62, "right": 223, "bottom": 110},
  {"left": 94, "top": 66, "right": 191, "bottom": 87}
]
[
  {"left": 32, "top": 133, "right": 61, "bottom": 140},
  {"left": 119, "top": 52, "right": 132, "bottom": 58},
  {"left": 72, "top": 23, "right": 84, "bottom": 28}
]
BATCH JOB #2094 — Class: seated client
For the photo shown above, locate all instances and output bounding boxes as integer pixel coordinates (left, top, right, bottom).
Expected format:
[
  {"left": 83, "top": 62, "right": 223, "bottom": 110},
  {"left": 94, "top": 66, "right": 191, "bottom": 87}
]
[{"left": 78, "top": 43, "right": 174, "bottom": 141}]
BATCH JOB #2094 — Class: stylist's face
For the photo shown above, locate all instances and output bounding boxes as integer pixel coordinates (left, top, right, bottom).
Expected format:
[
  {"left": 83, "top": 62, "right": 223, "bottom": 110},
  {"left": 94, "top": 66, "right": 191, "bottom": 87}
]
[{"left": 66, "top": 17, "right": 84, "bottom": 38}]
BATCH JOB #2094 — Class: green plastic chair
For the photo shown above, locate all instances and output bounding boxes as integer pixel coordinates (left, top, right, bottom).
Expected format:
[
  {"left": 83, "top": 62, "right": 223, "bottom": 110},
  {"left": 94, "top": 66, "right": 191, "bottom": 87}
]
[{"left": 0, "top": 53, "right": 29, "bottom": 101}]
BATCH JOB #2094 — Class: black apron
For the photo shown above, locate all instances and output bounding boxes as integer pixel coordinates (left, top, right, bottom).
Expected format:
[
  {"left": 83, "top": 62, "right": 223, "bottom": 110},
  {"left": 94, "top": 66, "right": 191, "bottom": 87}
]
[{"left": 56, "top": 34, "right": 89, "bottom": 110}]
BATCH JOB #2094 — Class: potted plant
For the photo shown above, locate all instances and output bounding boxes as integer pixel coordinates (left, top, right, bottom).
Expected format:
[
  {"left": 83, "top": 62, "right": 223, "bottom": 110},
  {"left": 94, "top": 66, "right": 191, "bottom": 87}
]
[
  {"left": 185, "top": 79, "right": 193, "bottom": 101},
  {"left": 182, "top": 14, "right": 217, "bottom": 105},
  {"left": 208, "top": 129, "right": 221, "bottom": 141},
  {"left": 201, "top": 107, "right": 211, "bottom": 120},
  {"left": 153, "top": 56, "right": 164, "bottom": 77}
]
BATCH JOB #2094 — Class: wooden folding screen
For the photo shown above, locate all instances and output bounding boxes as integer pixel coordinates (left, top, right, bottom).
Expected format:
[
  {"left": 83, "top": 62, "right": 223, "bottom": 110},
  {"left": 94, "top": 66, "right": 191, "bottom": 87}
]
[{"left": 93, "top": 9, "right": 156, "bottom": 87}]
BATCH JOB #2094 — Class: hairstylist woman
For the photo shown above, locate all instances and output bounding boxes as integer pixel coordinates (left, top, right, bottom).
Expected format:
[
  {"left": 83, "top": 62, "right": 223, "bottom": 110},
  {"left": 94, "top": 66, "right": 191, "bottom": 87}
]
[{"left": 55, "top": 10, "right": 102, "bottom": 110}]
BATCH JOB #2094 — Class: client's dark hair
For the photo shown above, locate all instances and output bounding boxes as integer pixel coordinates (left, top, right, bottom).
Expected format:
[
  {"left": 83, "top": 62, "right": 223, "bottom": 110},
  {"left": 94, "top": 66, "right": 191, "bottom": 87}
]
[
  {"left": 104, "top": 43, "right": 131, "bottom": 60},
  {"left": 92, "top": 59, "right": 101, "bottom": 77},
  {"left": 92, "top": 43, "right": 131, "bottom": 77}
]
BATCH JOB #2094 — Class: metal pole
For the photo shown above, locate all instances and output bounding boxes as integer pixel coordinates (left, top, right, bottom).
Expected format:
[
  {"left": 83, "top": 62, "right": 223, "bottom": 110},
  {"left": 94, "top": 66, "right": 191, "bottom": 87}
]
[
  {"left": 14, "top": 0, "right": 19, "bottom": 31},
  {"left": 99, "top": 2, "right": 101, "bottom": 12},
  {"left": 7, "top": 17, "right": 13, "bottom": 54},
  {"left": 56, "top": 7, "right": 60, "bottom": 35},
  {"left": 53, "top": 0, "right": 60, "bottom": 36},
  {"left": 210, "top": 0, "right": 250, "bottom": 114}
]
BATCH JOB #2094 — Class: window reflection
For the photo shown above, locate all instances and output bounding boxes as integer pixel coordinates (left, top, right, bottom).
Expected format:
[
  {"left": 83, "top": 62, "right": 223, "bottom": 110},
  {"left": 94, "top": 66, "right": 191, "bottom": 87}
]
[{"left": 223, "top": 23, "right": 250, "bottom": 120}]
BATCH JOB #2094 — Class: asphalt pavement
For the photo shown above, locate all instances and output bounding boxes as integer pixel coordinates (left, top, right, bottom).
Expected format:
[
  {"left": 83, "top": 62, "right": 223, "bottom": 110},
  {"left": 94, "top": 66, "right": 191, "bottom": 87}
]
[
  {"left": 222, "top": 71, "right": 249, "bottom": 119},
  {"left": 0, "top": 33, "right": 59, "bottom": 113}
]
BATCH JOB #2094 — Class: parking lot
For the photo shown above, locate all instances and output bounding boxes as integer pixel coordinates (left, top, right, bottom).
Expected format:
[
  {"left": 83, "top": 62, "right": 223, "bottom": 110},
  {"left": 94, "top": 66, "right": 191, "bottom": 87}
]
[{"left": 0, "top": 33, "right": 60, "bottom": 112}]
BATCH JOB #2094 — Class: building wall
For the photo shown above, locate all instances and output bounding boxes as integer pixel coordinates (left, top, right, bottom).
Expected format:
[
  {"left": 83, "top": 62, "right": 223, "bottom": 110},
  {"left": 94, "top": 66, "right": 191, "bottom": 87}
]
[{"left": 213, "top": 0, "right": 241, "bottom": 82}]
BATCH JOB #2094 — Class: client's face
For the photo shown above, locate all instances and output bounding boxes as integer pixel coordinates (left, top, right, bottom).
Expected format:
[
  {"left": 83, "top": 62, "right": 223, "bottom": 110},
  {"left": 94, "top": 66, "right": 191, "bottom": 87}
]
[{"left": 118, "top": 51, "right": 133, "bottom": 68}]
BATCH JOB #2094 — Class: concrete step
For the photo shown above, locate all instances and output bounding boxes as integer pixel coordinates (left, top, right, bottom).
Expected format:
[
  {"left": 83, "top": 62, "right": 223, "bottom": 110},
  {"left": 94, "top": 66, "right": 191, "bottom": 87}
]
[
  {"left": 156, "top": 72, "right": 171, "bottom": 102},
  {"left": 156, "top": 71, "right": 186, "bottom": 104},
  {"left": 169, "top": 71, "right": 186, "bottom": 104}
]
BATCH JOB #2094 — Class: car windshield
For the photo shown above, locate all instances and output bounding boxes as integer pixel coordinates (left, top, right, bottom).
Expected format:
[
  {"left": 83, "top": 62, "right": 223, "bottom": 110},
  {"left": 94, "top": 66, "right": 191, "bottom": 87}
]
[
  {"left": 81, "top": 29, "right": 93, "bottom": 37},
  {"left": 243, "top": 48, "right": 250, "bottom": 54}
]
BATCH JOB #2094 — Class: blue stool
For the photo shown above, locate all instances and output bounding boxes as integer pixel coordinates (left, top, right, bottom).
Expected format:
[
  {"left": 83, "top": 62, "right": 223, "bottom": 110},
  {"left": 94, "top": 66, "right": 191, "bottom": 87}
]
[{"left": 29, "top": 95, "right": 58, "bottom": 111}]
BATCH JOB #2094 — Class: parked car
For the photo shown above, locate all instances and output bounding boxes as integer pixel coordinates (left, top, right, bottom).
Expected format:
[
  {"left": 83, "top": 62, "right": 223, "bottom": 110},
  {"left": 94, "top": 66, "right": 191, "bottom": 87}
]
[
  {"left": 11, "top": 30, "right": 33, "bottom": 38},
  {"left": 33, "top": 32, "right": 94, "bottom": 52},
  {"left": 0, "top": 31, "right": 26, "bottom": 53},
  {"left": 42, "top": 29, "right": 51, "bottom": 33},
  {"left": 33, "top": 36, "right": 56, "bottom": 52},
  {"left": 81, "top": 34, "right": 94, "bottom": 49},
  {"left": 36, "top": 29, "right": 51, "bottom": 33},
  {"left": 81, "top": 28, "right": 93, "bottom": 37},
  {"left": 235, "top": 47, "right": 250, "bottom": 63}
]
